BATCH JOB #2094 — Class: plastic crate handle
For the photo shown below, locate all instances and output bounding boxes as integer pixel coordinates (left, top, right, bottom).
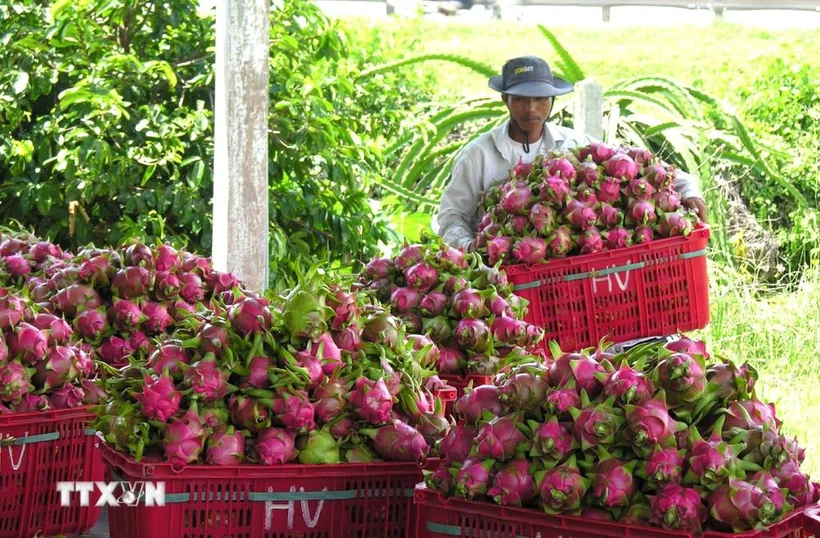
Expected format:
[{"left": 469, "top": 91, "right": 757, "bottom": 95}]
[{"left": 1, "top": 431, "right": 60, "bottom": 446}]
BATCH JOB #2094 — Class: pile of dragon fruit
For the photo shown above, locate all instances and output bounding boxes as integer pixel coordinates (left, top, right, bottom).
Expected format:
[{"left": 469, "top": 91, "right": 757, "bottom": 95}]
[
  {"left": 356, "top": 242, "right": 545, "bottom": 377},
  {"left": 93, "top": 264, "right": 450, "bottom": 466},
  {"left": 475, "top": 142, "right": 700, "bottom": 266},
  {"left": 425, "top": 338, "right": 819, "bottom": 534}
]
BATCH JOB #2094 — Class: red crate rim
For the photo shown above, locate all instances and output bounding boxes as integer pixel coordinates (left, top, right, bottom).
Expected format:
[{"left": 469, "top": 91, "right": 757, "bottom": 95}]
[
  {"left": 99, "top": 438, "right": 431, "bottom": 480},
  {"left": 0, "top": 406, "right": 94, "bottom": 425},
  {"left": 414, "top": 485, "right": 813, "bottom": 538},
  {"left": 502, "top": 223, "right": 710, "bottom": 276}
]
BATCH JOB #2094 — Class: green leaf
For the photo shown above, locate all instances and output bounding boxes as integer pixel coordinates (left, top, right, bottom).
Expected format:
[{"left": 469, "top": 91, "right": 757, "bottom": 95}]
[
  {"left": 536, "top": 25, "right": 585, "bottom": 83},
  {"left": 12, "top": 72, "right": 29, "bottom": 95}
]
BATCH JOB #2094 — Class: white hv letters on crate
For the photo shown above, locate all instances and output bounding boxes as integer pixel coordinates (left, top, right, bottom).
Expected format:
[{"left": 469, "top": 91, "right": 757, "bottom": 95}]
[
  {"left": 264, "top": 485, "right": 327, "bottom": 531},
  {"left": 590, "top": 262, "right": 631, "bottom": 295}
]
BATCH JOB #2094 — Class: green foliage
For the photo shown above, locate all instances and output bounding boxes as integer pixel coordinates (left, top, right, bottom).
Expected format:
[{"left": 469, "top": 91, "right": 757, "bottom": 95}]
[
  {"left": 0, "top": 0, "right": 435, "bottom": 286},
  {"left": 0, "top": 0, "right": 214, "bottom": 250}
]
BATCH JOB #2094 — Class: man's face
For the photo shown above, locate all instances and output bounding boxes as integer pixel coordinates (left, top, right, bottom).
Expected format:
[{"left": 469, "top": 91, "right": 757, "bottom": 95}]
[{"left": 504, "top": 95, "right": 554, "bottom": 134}]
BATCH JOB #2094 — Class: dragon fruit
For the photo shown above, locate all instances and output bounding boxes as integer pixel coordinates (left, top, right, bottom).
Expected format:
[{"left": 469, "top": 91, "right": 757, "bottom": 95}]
[
  {"left": 178, "top": 273, "right": 205, "bottom": 303},
  {"left": 0, "top": 361, "right": 34, "bottom": 405},
  {"left": 649, "top": 483, "right": 708, "bottom": 532},
  {"left": 312, "top": 375, "right": 347, "bottom": 423},
  {"left": 205, "top": 427, "right": 245, "bottom": 465},
  {"left": 638, "top": 446, "right": 685, "bottom": 490},
  {"left": 528, "top": 417, "right": 576, "bottom": 465},
  {"left": 272, "top": 388, "right": 316, "bottom": 432},
  {"left": 498, "top": 368, "right": 549, "bottom": 411},
  {"left": 134, "top": 371, "right": 182, "bottom": 422},
  {"left": 147, "top": 343, "right": 191, "bottom": 374},
  {"left": 255, "top": 428, "right": 297, "bottom": 465},
  {"left": 643, "top": 164, "right": 672, "bottom": 190},
  {"left": 475, "top": 413, "right": 528, "bottom": 462},
  {"left": 544, "top": 386, "right": 581, "bottom": 418},
  {"left": 589, "top": 453, "right": 638, "bottom": 509},
  {"left": 654, "top": 188, "right": 681, "bottom": 212},
  {"left": 109, "top": 298, "right": 146, "bottom": 333},
  {"left": 454, "top": 457, "right": 496, "bottom": 500},
  {"left": 404, "top": 262, "right": 439, "bottom": 293},
  {"left": 545, "top": 225, "right": 574, "bottom": 257},
  {"left": 488, "top": 457, "right": 537, "bottom": 507},
  {"left": 453, "top": 318, "right": 491, "bottom": 352},
  {"left": 512, "top": 236, "right": 548, "bottom": 264},
  {"left": 183, "top": 357, "right": 232, "bottom": 404},
  {"left": 529, "top": 203, "right": 556, "bottom": 235},
  {"left": 545, "top": 157, "right": 576, "bottom": 181},
  {"left": 602, "top": 362, "right": 654, "bottom": 405},
  {"left": 535, "top": 457, "right": 589, "bottom": 514},
  {"left": 419, "top": 292, "right": 449, "bottom": 317},
  {"left": 440, "top": 423, "right": 476, "bottom": 463},
  {"left": 569, "top": 394, "right": 624, "bottom": 451},
  {"left": 628, "top": 198, "right": 657, "bottom": 226},
  {"left": 500, "top": 181, "right": 532, "bottom": 215},
  {"left": 361, "top": 419, "right": 428, "bottom": 462},
  {"left": 348, "top": 377, "right": 392, "bottom": 424},
  {"left": 33, "top": 345, "right": 79, "bottom": 389},
  {"left": 486, "top": 236, "right": 513, "bottom": 266},
  {"left": 624, "top": 396, "right": 687, "bottom": 455},
  {"left": 32, "top": 313, "right": 73, "bottom": 346},
  {"left": 603, "top": 226, "right": 631, "bottom": 250},
  {"left": 656, "top": 211, "right": 694, "bottom": 237},
  {"left": 111, "top": 266, "right": 154, "bottom": 299},
  {"left": 229, "top": 296, "right": 272, "bottom": 336},
  {"left": 49, "top": 384, "right": 85, "bottom": 409},
  {"left": 229, "top": 395, "right": 270, "bottom": 433},
  {"left": 708, "top": 477, "right": 784, "bottom": 532},
  {"left": 456, "top": 384, "right": 506, "bottom": 425},
  {"left": 7, "top": 321, "right": 48, "bottom": 363},
  {"left": 604, "top": 152, "right": 639, "bottom": 180}
]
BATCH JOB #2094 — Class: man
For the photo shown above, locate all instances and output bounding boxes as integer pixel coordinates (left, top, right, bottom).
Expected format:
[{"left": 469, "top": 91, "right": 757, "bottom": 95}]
[{"left": 434, "top": 55, "right": 708, "bottom": 251}]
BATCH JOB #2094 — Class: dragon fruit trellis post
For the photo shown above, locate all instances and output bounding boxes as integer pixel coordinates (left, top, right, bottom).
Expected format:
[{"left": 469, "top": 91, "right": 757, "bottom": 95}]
[{"left": 213, "top": 0, "right": 271, "bottom": 293}]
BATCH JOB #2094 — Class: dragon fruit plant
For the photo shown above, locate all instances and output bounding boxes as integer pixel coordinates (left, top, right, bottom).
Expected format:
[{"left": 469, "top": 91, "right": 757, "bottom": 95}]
[
  {"left": 423, "top": 337, "right": 819, "bottom": 533},
  {"left": 474, "top": 143, "right": 701, "bottom": 265},
  {"left": 357, "top": 240, "right": 545, "bottom": 377}
]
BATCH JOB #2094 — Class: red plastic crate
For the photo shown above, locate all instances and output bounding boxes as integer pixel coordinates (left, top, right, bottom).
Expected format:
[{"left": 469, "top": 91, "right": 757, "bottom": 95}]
[
  {"left": 100, "top": 441, "right": 425, "bottom": 538},
  {"left": 413, "top": 485, "right": 812, "bottom": 538},
  {"left": 0, "top": 407, "right": 104, "bottom": 538},
  {"left": 438, "top": 374, "right": 493, "bottom": 417},
  {"left": 505, "top": 225, "right": 711, "bottom": 353}
]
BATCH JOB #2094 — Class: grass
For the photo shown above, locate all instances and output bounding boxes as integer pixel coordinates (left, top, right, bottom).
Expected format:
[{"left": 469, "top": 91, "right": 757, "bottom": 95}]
[
  {"left": 345, "top": 17, "right": 820, "bottom": 106},
  {"left": 696, "top": 264, "right": 820, "bottom": 477},
  {"left": 337, "top": 15, "right": 820, "bottom": 477}
]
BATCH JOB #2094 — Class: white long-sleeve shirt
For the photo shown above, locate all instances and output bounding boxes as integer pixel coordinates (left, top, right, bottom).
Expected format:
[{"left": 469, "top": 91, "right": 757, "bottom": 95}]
[{"left": 433, "top": 119, "right": 705, "bottom": 249}]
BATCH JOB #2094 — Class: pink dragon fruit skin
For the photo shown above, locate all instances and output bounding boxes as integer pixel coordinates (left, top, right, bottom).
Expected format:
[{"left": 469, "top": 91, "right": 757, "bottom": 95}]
[
  {"left": 454, "top": 318, "right": 491, "bottom": 352},
  {"left": 153, "top": 271, "right": 181, "bottom": 301},
  {"left": 73, "top": 307, "right": 108, "bottom": 342},
  {"left": 134, "top": 371, "right": 182, "bottom": 422},
  {"left": 450, "top": 288, "right": 487, "bottom": 319},
  {"left": 498, "top": 368, "right": 549, "bottom": 410},
  {"left": 206, "top": 427, "right": 245, "bottom": 466},
  {"left": 488, "top": 457, "right": 537, "bottom": 507},
  {"left": 141, "top": 302, "right": 174, "bottom": 335},
  {"left": 625, "top": 177, "right": 656, "bottom": 200},
  {"left": 49, "top": 384, "right": 85, "bottom": 409},
  {"left": 487, "top": 236, "right": 513, "bottom": 266},
  {"left": 544, "top": 386, "right": 581, "bottom": 417},
  {"left": 708, "top": 477, "right": 782, "bottom": 532},
  {"left": 404, "top": 262, "right": 439, "bottom": 293},
  {"left": 578, "top": 142, "right": 617, "bottom": 164},
  {"left": 361, "top": 419, "right": 429, "bottom": 463},
  {"left": 389, "top": 286, "right": 422, "bottom": 313},
  {"left": 456, "top": 384, "right": 506, "bottom": 425},
  {"left": 364, "top": 256, "right": 395, "bottom": 279},
  {"left": 475, "top": 413, "right": 528, "bottom": 462},
  {"left": 8, "top": 321, "right": 48, "bottom": 363},
  {"left": 178, "top": 273, "right": 206, "bottom": 303},
  {"left": 34, "top": 345, "right": 79, "bottom": 390},
  {"left": 307, "top": 332, "right": 343, "bottom": 376},
  {"left": 650, "top": 483, "right": 707, "bottom": 532},
  {"left": 272, "top": 389, "right": 316, "bottom": 432},
  {"left": 627, "top": 147, "right": 654, "bottom": 166},
  {"left": 569, "top": 396, "right": 624, "bottom": 451},
  {"left": 255, "top": 428, "right": 297, "bottom": 465},
  {"left": 576, "top": 161, "right": 601, "bottom": 186},
  {"left": 603, "top": 226, "right": 631, "bottom": 250},
  {"left": 640, "top": 446, "right": 685, "bottom": 489},
  {"left": 628, "top": 199, "right": 657, "bottom": 226},
  {"left": 440, "top": 423, "right": 476, "bottom": 463},
  {"left": 512, "top": 159, "right": 532, "bottom": 178},
  {"left": 455, "top": 457, "right": 496, "bottom": 500},
  {"left": 644, "top": 164, "right": 673, "bottom": 190},
  {"left": 32, "top": 313, "right": 73, "bottom": 346},
  {"left": 654, "top": 188, "right": 681, "bottom": 212},
  {"left": 624, "top": 398, "right": 687, "bottom": 454},
  {"left": 154, "top": 244, "right": 181, "bottom": 272},
  {"left": 0, "top": 293, "right": 27, "bottom": 330},
  {"left": 229, "top": 296, "right": 272, "bottom": 336},
  {"left": 564, "top": 205, "right": 597, "bottom": 232},
  {"left": 545, "top": 225, "right": 574, "bottom": 257},
  {"left": 419, "top": 292, "right": 449, "bottom": 317},
  {"left": 436, "top": 347, "right": 466, "bottom": 374},
  {"left": 512, "top": 236, "right": 548, "bottom": 264},
  {"left": 538, "top": 176, "right": 571, "bottom": 206},
  {"left": 312, "top": 376, "right": 347, "bottom": 423},
  {"left": 604, "top": 152, "right": 639, "bottom": 180},
  {"left": 349, "top": 377, "right": 393, "bottom": 425},
  {"left": 111, "top": 266, "right": 154, "bottom": 299},
  {"left": 500, "top": 181, "right": 532, "bottom": 215},
  {"left": 529, "top": 418, "right": 575, "bottom": 463},
  {"left": 657, "top": 211, "right": 694, "bottom": 237},
  {"left": 184, "top": 358, "right": 231, "bottom": 404},
  {"left": 229, "top": 395, "right": 270, "bottom": 433},
  {"left": 147, "top": 343, "right": 191, "bottom": 375},
  {"left": 602, "top": 362, "right": 655, "bottom": 405},
  {"left": 108, "top": 298, "right": 145, "bottom": 332},
  {"left": 536, "top": 460, "right": 589, "bottom": 514},
  {"left": 591, "top": 457, "right": 637, "bottom": 509},
  {"left": 529, "top": 203, "right": 556, "bottom": 235},
  {"left": 546, "top": 157, "right": 576, "bottom": 181},
  {"left": 4, "top": 253, "right": 31, "bottom": 278}
]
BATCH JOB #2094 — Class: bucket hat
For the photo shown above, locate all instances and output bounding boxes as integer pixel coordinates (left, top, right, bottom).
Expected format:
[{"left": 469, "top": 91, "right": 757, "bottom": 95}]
[{"left": 488, "top": 56, "right": 573, "bottom": 98}]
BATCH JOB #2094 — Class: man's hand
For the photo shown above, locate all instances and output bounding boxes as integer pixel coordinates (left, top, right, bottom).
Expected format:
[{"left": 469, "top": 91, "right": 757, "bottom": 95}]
[{"left": 683, "top": 197, "right": 708, "bottom": 223}]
